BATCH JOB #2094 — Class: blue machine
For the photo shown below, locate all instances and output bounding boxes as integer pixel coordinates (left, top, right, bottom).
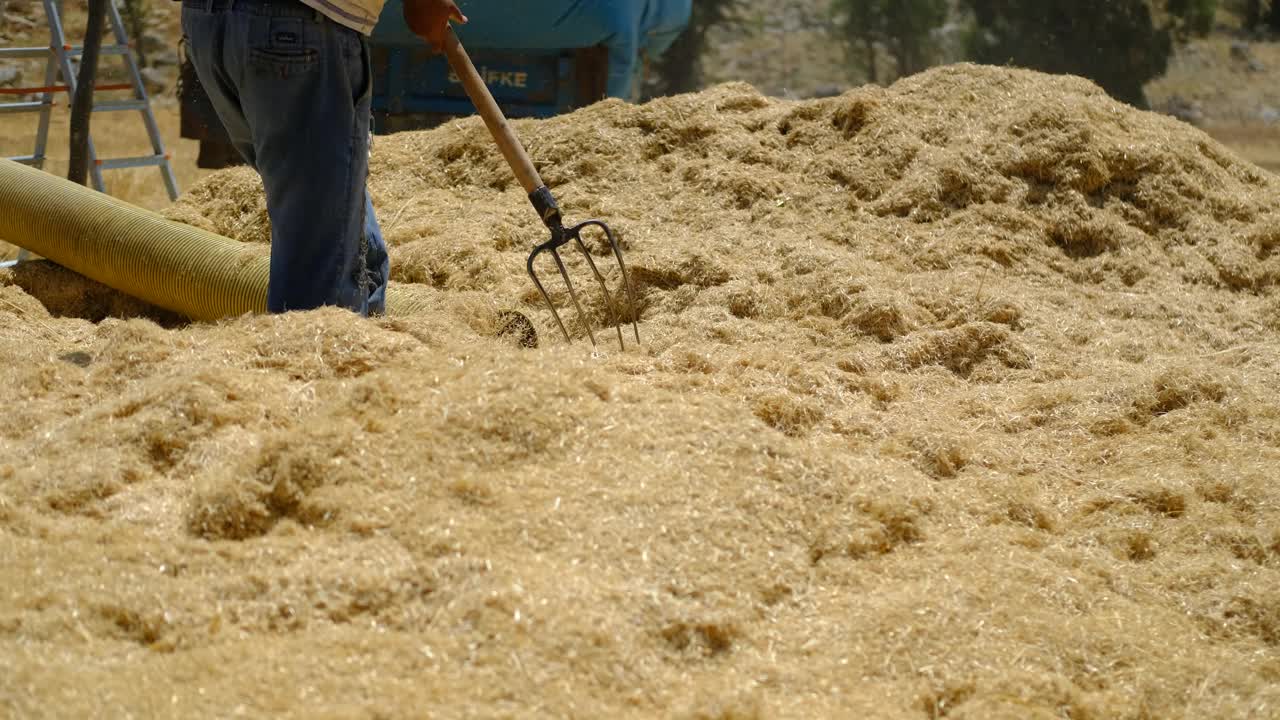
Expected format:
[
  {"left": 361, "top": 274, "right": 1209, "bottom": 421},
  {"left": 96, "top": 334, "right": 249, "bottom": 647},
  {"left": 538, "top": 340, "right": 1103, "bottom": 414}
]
[
  {"left": 179, "top": 0, "right": 690, "bottom": 165},
  {"left": 369, "top": 0, "right": 690, "bottom": 133}
]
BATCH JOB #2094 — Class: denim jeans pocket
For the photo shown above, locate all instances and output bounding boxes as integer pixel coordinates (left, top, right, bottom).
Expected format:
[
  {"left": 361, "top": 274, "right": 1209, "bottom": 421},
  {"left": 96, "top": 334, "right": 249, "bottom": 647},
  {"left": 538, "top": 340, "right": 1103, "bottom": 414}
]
[
  {"left": 249, "top": 17, "right": 319, "bottom": 78},
  {"left": 249, "top": 47, "right": 319, "bottom": 78}
]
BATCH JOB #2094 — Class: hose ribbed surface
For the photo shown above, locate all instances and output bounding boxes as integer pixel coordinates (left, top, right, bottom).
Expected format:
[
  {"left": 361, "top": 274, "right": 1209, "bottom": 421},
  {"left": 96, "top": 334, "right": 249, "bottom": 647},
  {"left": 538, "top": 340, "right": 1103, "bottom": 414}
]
[{"left": 0, "top": 159, "right": 430, "bottom": 320}]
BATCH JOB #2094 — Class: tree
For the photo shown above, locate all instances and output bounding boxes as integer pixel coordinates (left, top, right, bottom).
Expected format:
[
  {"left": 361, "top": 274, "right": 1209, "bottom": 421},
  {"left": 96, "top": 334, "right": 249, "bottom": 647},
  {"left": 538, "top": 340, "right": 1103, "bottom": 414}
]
[
  {"left": 883, "top": 0, "right": 949, "bottom": 77},
  {"left": 69, "top": 0, "right": 107, "bottom": 186},
  {"left": 837, "top": 0, "right": 882, "bottom": 82},
  {"left": 1269, "top": 0, "right": 1280, "bottom": 32},
  {"left": 651, "top": 0, "right": 738, "bottom": 96},
  {"left": 121, "top": 0, "right": 151, "bottom": 67},
  {"left": 833, "top": 0, "right": 949, "bottom": 83},
  {"left": 962, "top": 0, "right": 1174, "bottom": 108},
  {"left": 1166, "top": 0, "right": 1216, "bottom": 37},
  {"left": 1242, "top": 0, "right": 1262, "bottom": 30}
]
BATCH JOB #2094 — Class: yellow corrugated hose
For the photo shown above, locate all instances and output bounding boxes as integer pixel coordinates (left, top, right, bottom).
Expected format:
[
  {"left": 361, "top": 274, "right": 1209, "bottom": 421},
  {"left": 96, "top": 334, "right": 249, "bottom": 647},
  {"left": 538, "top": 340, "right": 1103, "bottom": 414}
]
[{"left": 0, "top": 158, "right": 427, "bottom": 320}]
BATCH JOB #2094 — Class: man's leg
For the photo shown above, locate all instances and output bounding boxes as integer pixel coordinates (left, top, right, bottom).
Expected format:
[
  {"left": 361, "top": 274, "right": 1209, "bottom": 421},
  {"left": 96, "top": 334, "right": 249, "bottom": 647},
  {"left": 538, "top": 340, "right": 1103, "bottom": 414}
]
[
  {"left": 188, "top": 0, "right": 382, "bottom": 315},
  {"left": 240, "top": 7, "right": 375, "bottom": 314},
  {"left": 180, "top": 2, "right": 258, "bottom": 167},
  {"left": 364, "top": 191, "right": 389, "bottom": 315}
]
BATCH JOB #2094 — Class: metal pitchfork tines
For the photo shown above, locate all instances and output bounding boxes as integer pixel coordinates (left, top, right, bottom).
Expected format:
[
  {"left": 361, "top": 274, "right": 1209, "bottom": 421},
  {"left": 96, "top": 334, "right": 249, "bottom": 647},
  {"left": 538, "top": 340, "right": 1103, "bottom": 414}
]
[
  {"left": 442, "top": 27, "right": 640, "bottom": 349},
  {"left": 526, "top": 213, "right": 639, "bottom": 349}
]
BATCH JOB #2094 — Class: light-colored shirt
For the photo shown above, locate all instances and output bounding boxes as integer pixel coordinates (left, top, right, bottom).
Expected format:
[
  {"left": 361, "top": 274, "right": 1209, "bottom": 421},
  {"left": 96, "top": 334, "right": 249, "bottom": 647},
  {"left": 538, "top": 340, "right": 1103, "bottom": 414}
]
[{"left": 300, "top": 0, "right": 386, "bottom": 35}]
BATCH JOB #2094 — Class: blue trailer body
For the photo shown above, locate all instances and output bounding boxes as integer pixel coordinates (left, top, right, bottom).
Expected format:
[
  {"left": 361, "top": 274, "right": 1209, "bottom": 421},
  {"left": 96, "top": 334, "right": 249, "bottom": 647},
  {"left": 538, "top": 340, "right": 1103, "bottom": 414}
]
[
  {"left": 369, "top": 0, "right": 689, "bottom": 132},
  {"left": 368, "top": 45, "right": 601, "bottom": 131}
]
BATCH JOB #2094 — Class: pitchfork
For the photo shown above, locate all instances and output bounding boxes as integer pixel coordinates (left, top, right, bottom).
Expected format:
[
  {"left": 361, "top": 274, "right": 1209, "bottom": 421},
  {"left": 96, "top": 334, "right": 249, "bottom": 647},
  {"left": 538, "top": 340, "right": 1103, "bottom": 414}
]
[{"left": 442, "top": 28, "right": 640, "bottom": 349}]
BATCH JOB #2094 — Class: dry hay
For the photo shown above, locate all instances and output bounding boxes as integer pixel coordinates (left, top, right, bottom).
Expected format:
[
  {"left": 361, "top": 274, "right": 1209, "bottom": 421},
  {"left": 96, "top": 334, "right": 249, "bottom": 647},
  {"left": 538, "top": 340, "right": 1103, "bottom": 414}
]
[{"left": 2, "top": 64, "right": 1279, "bottom": 718}]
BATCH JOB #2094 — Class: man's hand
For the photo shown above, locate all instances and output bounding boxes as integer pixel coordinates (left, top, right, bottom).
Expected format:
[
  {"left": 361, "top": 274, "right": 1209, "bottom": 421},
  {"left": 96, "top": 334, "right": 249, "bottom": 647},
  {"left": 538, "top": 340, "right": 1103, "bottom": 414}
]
[{"left": 403, "top": 0, "right": 467, "bottom": 52}]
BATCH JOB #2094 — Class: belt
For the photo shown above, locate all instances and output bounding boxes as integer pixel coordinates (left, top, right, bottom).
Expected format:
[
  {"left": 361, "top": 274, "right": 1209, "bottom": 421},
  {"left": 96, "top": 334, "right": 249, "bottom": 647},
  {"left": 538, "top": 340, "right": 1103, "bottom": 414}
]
[{"left": 181, "top": 0, "right": 301, "bottom": 12}]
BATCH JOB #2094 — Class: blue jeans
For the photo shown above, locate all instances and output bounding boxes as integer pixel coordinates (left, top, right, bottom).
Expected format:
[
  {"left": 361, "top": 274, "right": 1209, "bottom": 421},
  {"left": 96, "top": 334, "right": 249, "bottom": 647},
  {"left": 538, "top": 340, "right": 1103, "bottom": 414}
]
[{"left": 181, "top": 0, "right": 388, "bottom": 315}]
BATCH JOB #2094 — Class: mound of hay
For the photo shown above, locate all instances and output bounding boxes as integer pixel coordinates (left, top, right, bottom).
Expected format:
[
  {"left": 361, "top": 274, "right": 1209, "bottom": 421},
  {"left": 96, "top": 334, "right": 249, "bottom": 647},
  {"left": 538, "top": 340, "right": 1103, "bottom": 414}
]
[{"left": 3, "top": 65, "right": 1278, "bottom": 718}]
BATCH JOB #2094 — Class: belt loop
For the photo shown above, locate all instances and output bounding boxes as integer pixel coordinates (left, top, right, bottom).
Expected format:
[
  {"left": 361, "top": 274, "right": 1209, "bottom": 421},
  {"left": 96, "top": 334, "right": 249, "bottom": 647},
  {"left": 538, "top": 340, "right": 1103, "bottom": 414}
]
[{"left": 204, "top": 0, "right": 214, "bottom": 12}]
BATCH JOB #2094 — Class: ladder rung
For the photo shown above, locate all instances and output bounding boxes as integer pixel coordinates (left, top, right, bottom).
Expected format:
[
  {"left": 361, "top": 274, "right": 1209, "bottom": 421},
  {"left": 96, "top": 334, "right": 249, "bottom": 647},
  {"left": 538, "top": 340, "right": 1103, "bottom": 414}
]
[
  {"left": 0, "top": 83, "right": 131, "bottom": 96},
  {"left": 96, "top": 155, "right": 168, "bottom": 170},
  {"left": 0, "top": 101, "right": 52, "bottom": 114},
  {"left": 64, "top": 45, "right": 130, "bottom": 57},
  {"left": 5, "top": 155, "right": 43, "bottom": 166},
  {"left": 92, "top": 99, "right": 147, "bottom": 112},
  {"left": 0, "top": 47, "right": 52, "bottom": 59}
]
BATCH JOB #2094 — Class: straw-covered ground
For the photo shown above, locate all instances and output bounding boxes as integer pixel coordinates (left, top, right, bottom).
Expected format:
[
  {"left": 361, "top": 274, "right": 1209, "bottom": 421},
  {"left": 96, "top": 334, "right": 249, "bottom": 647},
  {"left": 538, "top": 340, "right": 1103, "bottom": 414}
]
[{"left": 2, "top": 64, "right": 1279, "bottom": 718}]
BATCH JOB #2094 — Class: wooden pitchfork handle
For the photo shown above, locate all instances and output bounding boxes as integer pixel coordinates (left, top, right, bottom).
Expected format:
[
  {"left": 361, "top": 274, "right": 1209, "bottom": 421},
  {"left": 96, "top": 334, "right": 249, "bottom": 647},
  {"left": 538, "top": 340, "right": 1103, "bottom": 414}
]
[{"left": 441, "top": 26, "right": 563, "bottom": 229}]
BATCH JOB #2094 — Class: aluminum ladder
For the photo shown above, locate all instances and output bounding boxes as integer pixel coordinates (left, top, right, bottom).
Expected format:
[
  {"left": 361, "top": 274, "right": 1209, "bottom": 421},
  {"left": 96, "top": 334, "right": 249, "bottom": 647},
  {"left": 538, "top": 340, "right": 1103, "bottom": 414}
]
[{"left": 1, "top": 0, "right": 180, "bottom": 269}]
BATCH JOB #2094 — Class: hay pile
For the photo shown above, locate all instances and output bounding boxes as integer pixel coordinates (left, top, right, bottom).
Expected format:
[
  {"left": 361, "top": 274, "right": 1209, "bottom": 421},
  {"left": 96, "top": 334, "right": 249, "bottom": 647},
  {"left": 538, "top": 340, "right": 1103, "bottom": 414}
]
[{"left": 3, "top": 64, "right": 1279, "bottom": 718}]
